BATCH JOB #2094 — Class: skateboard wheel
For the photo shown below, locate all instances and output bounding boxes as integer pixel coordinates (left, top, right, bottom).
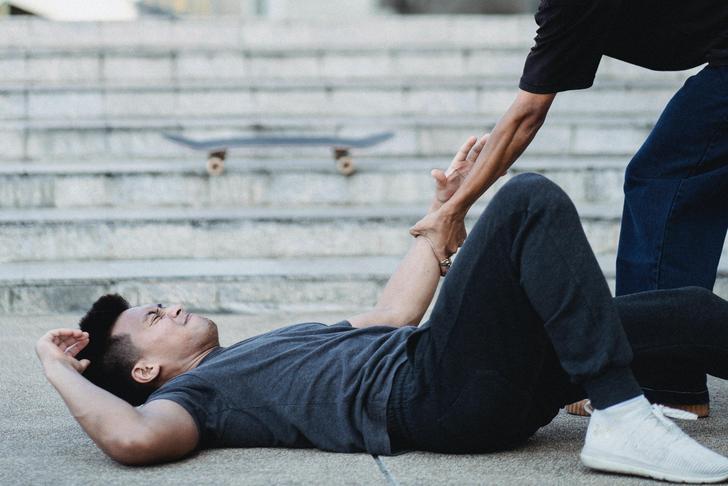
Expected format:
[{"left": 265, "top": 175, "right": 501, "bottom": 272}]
[
  {"left": 336, "top": 156, "right": 356, "bottom": 176},
  {"left": 206, "top": 156, "right": 225, "bottom": 176}
]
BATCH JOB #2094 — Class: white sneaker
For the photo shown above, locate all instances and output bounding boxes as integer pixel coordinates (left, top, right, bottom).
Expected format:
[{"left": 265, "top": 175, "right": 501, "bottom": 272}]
[{"left": 580, "top": 398, "right": 728, "bottom": 483}]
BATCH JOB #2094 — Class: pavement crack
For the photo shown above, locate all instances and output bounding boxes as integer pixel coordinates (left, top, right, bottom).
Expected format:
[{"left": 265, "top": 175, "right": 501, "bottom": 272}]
[{"left": 372, "top": 455, "right": 400, "bottom": 486}]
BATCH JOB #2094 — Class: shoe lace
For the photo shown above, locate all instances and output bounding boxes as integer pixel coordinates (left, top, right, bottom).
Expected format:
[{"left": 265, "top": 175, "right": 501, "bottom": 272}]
[
  {"left": 651, "top": 403, "right": 698, "bottom": 421},
  {"left": 646, "top": 405, "right": 711, "bottom": 463},
  {"left": 582, "top": 399, "right": 698, "bottom": 421}
]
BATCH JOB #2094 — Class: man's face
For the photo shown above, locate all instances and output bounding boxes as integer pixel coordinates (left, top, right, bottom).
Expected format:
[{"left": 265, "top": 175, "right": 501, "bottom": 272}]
[{"left": 111, "top": 304, "right": 219, "bottom": 381}]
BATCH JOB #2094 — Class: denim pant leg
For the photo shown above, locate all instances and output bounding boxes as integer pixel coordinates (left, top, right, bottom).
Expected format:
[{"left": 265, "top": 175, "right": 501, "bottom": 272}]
[
  {"left": 616, "top": 65, "right": 728, "bottom": 404},
  {"left": 387, "top": 173, "right": 640, "bottom": 453}
]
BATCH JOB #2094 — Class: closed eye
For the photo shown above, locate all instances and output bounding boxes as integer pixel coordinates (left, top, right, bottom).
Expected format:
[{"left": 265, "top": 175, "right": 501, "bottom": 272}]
[{"left": 147, "top": 309, "right": 162, "bottom": 326}]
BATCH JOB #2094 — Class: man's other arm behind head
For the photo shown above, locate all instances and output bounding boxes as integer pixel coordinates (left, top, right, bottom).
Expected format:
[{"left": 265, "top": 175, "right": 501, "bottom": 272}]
[{"left": 36, "top": 328, "right": 198, "bottom": 465}]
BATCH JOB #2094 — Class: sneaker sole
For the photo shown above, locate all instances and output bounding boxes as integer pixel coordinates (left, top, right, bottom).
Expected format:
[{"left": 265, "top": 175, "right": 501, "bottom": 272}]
[
  {"left": 580, "top": 449, "right": 728, "bottom": 484},
  {"left": 565, "top": 400, "right": 710, "bottom": 418}
]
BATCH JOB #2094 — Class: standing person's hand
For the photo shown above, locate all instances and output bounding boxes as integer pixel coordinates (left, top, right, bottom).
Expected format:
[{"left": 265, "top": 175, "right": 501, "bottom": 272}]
[{"left": 36, "top": 329, "right": 91, "bottom": 374}]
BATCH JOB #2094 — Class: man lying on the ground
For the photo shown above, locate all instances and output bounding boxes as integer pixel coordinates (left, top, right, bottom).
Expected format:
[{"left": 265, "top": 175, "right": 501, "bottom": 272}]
[{"left": 37, "top": 138, "right": 728, "bottom": 483}]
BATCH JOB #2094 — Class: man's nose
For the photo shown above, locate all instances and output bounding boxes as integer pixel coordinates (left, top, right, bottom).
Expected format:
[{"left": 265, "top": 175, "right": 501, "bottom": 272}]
[{"left": 166, "top": 304, "right": 184, "bottom": 318}]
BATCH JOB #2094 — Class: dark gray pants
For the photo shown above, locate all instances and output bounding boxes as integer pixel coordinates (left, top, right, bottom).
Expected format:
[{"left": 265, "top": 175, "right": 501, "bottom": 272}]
[{"left": 387, "top": 173, "right": 728, "bottom": 453}]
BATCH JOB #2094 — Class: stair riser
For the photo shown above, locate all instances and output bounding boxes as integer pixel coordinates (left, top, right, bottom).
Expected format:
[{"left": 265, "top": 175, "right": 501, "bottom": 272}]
[
  {"left": 0, "top": 122, "right": 654, "bottom": 160},
  {"left": 0, "top": 51, "right": 696, "bottom": 85},
  {"left": 0, "top": 277, "right": 387, "bottom": 315},
  {"left": 5, "top": 216, "right": 724, "bottom": 263},
  {"left": 0, "top": 17, "right": 543, "bottom": 51},
  {"left": 2, "top": 274, "right": 727, "bottom": 315},
  {"left": 0, "top": 167, "right": 628, "bottom": 209},
  {"left": 1, "top": 86, "right": 679, "bottom": 121}
]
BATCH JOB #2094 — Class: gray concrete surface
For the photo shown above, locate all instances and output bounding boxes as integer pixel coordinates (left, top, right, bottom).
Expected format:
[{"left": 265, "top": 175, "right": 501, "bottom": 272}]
[
  {"left": 0, "top": 155, "right": 629, "bottom": 210},
  {"left": 3, "top": 312, "right": 728, "bottom": 485},
  {"left": 0, "top": 203, "right": 669, "bottom": 263},
  {"left": 2, "top": 257, "right": 727, "bottom": 315}
]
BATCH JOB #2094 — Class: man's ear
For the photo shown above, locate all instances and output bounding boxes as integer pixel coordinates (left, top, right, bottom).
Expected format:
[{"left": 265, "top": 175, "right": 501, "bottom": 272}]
[{"left": 132, "top": 360, "right": 160, "bottom": 384}]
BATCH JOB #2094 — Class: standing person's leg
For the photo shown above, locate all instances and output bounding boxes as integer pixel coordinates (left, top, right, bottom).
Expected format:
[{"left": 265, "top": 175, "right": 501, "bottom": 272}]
[
  {"left": 616, "top": 287, "right": 728, "bottom": 388},
  {"left": 616, "top": 65, "right": 728, "bottom": 409},
  {"left": 545, "top": 286, "right": 728, "bottom": 419}
]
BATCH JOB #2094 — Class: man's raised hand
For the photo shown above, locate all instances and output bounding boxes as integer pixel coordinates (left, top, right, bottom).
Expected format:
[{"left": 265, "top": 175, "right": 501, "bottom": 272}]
[
  {"left": 36, "top": 328, "right": 91, "bottom": 374},
  {"left": 432, "top": 133, "right": 489, "bottom": 204}
]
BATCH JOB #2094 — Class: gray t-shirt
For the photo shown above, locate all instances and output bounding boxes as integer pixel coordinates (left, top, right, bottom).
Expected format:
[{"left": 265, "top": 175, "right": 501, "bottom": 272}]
[{"left": 147, "top": 321, "right": 415, "bottom": 455}]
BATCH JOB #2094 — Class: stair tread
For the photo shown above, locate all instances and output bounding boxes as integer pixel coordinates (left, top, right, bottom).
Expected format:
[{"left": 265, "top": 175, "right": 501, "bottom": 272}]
[
  {"left": 0, "top": 77, "right": 691, "bottom": 91},
  {"left": 1, "top": 255, "right": 725, "bottom": 282},
  {"left": 0, "top": 202, "right": 623, "bottom": 223},
  {"left": 0, "top": 155, "right": 631, "bottom": 174},
  {"left": 0, "top": 113, "right": 662, "bottom": 130},
  {"left": 0, "top": 256, "right": 399, "bottom": 281}
]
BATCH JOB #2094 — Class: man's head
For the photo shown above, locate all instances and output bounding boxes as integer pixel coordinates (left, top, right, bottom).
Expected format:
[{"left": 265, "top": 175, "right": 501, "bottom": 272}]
[{"left": 76, "top": 294, "right": 219, "bottom": 405}]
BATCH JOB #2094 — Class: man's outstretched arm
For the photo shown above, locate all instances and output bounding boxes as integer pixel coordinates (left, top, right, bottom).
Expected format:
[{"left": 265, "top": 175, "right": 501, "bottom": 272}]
[
  {"left": 348, "top": 137, "right": 487, "bottom": 329},
  {"left": 410, "top": 89, "right": 556, "bottom": 260},
  {"left": 348, "top": 235, "right": 442, "bottom": 328},
  {"left": 36, "top": 328, "right": 198, "bottom": 465}
]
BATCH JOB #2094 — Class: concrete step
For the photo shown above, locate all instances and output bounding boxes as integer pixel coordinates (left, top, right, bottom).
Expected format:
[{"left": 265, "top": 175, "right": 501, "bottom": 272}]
[
  {"left": 0, "top": 156, "right": 629, "bottom": 209},
  {"left": 0, "top": 16, "right": 539, "bottom": 51},
  {"left": 1, "top": 255, "right": 726, "bottom": 314},
  {"left": 0, "top": 48, "right": 697, "bottom": 85},
  {"left": 1, "top": 79, "right": 684, "bottom": 121},
  {"left": 2, "top": 204, "right": 726, "bottom": 263},
  {"left": 0, "top": 114, "right": 658, "bottom": 161},
  {"left": 0, "top": 256, "right": 395, "bottom": 314}
]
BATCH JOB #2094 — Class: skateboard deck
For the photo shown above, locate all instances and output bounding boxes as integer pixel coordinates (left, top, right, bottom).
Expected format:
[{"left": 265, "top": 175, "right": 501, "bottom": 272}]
[{"left": 163, "top": 132, "right": 395, "bottom": 176}]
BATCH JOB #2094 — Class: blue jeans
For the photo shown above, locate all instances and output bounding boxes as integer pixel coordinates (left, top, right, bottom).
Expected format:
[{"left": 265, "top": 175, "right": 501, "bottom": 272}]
[{"left": 617, "top": 65, "right": 728, "bottom": 405}]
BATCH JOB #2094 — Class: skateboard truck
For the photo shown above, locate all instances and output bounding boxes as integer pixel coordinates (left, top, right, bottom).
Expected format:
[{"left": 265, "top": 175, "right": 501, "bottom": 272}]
[
  {"left": 207, "top": 147, "right": 354, "bottom": 177},
  {"left": 333, "top": 147, "right": 356, "bottom": 176},
  {"left": 207, "top": 150, "right": 227, "bottom": 176}
]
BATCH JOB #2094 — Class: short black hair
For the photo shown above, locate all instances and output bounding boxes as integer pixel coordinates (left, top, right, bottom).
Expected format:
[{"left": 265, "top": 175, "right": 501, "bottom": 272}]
[{"left": 76, "top": 294, "right": 155, "bottom": 406}]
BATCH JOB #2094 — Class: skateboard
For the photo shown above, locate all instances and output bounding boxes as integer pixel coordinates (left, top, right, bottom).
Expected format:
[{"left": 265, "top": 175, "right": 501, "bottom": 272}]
[{"left": 162, "top": 132, "right": 395, "bottom": 176}]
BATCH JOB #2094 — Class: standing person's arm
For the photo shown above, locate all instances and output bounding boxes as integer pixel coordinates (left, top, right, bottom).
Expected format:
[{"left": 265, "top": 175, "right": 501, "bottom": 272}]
[
  {"left": 408, "top": 0, "right": 624, "bottom": 261},
  {"left": 409, "top": 90, "right": 555, "bottom": 261}
]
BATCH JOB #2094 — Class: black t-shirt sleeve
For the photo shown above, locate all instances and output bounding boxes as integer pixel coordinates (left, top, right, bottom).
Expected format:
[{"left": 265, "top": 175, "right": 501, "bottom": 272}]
[
  {"left": 145, "top": 374, "right": 218, "bottom": 447},
  {"left": 520, "top": 0, "right": 622, "bottom": 94}
]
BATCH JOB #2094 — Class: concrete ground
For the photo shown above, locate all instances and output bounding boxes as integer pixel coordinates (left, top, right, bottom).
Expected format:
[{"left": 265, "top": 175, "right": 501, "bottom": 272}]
[{"left": 3, "top": 312, "right": 728, "bottom": 486}]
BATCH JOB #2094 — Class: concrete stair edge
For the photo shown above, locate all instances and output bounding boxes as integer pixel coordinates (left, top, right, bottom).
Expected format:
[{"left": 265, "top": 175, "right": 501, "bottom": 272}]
[
  {"left": 0, "top": 111, "right": 662, "bottom": 126},
  {"left": 0, "top": 155, "right": 631, "bottom": 174},
  {"left": 2, "top": 256, "right": 726, "bottom": 315},
  {"left": 2, "top": 255, "right": 725, "bottom": 284},
  {"left": 0, "top": 202, "right": 622, "bottom": 224},
  {"left": 0, "top": 77, "right": 691, "bottom": 92}
]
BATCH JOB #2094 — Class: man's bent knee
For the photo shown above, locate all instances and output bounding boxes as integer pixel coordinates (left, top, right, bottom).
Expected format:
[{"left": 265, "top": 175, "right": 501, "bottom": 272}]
[
  {"left": 681, "top": 286, "right": 717, "bottom": 304},
  {"left": 497, "top": 173, "right": 571, "bottom": 210}
]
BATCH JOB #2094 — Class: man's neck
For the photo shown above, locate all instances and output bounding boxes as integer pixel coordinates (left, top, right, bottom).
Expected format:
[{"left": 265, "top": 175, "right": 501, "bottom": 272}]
[
  {"left": 183, "top": 344, "right": 220, "bottom": 373},
  {"left": 160, "top": 344, "right": 221, "bottom": 384}
]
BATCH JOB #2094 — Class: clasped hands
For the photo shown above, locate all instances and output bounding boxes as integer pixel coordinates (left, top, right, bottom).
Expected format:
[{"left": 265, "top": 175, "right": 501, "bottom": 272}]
[{"left": 410, "top": 134, "right": 489, "bottom": 275}]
